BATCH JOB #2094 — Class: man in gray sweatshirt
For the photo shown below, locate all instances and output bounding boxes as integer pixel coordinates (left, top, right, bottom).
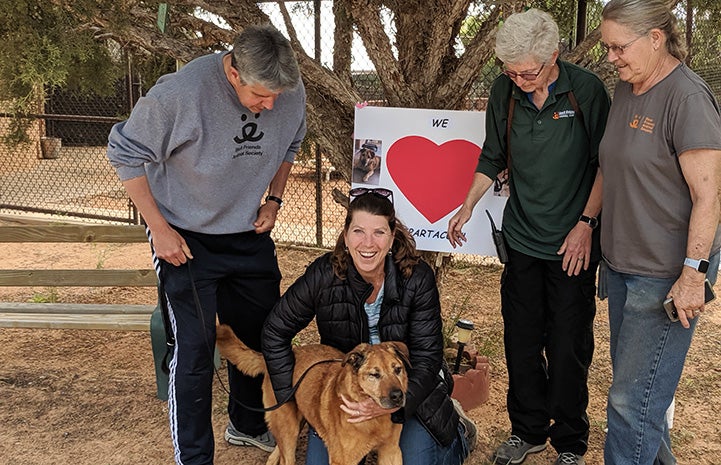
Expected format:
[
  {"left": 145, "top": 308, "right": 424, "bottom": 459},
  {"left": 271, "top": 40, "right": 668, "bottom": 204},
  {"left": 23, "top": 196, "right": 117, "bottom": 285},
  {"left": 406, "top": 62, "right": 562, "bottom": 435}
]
[{"left": 107, "top": 24, "right": 306, "bottom": 465}]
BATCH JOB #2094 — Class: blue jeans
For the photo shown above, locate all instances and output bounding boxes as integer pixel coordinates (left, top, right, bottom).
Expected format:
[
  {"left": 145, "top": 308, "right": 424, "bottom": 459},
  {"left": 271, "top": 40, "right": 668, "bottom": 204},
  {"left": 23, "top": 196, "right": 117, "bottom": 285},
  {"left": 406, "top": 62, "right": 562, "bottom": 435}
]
[
  {"left": 603, "top": 253, "right": 719, "bottom": 465},
  {"left": 306, "top": 416, "right": 469, "bottom": 465}
]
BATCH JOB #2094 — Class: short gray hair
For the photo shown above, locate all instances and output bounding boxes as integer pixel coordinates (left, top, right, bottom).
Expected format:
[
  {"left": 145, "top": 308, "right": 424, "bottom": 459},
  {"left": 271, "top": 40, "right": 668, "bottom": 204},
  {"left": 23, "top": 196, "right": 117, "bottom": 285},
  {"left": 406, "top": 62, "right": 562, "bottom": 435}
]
[
  {"left": 231, "top": 24, "right": 300, "bottom": 92},
  {"left": 602, "top": 0, "right": 687, "bottom": 61},
  {"left": 495, "top": 8, "right": 559, "bottom": 65}
]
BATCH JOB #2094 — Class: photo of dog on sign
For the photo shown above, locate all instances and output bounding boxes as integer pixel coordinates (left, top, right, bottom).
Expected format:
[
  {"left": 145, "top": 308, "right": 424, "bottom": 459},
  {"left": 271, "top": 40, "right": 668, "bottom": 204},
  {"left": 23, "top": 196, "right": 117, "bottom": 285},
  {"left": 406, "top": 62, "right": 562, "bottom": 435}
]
[{"left": 352, "top": 139, "right": 383, "bottom": 184}]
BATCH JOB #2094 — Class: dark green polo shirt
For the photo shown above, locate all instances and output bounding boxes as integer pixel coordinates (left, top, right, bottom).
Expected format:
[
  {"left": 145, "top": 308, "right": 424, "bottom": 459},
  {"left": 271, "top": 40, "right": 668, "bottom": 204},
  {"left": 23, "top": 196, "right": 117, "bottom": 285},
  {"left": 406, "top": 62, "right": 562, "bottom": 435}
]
[{"left": 477, "top": 61, "right": 610, "bottom": 260}]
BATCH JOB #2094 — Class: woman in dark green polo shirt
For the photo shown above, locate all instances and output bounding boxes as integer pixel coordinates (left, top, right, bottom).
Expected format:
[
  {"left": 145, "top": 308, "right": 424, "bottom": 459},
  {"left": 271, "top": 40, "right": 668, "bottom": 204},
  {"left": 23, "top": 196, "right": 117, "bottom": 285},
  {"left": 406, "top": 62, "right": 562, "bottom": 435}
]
[{"left": 446, "top": 8, "right": 610, "bottom": 465}]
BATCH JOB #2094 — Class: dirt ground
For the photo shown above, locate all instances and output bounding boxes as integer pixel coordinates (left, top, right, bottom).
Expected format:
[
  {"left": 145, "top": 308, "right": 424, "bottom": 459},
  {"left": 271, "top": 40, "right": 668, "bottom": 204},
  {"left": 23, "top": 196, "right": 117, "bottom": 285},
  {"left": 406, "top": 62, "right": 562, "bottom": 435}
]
[{"left": 1, "top": 241, "right": 720, "bottom": 465}]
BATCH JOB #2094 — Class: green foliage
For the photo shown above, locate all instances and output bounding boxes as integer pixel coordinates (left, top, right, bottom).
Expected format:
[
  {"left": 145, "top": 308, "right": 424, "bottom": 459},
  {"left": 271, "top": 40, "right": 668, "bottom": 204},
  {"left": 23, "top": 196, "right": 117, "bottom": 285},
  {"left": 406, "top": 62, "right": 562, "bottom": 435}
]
[
  {"left": 442, "top": 295, "right": 471, "bottom": 350},
  {"left": 532, "top": 0, "right": 579, "bottom": 44},
  {"left": 30, "top": 288, "right": 59, "bottom": 304},
  {"left": 0, "top": 0, "right": 121, "bottom": 141},
  {"left": 95, "top": 247, "right": 108, "bottom": 270},
  {"left": 3, "top": 114, "right": 34, "bottom": 146},
  {"left": 472, "top": 323, "right": 504, "bottom": 359},
  {"left": 688, "top": 3, "right": 721, "bottom": 69},
  {"left": 459, "top": 11, "right": 488, "bottom": 50},
  {"left": 134, "top": 55, "right": 177, "bottom": 94}
]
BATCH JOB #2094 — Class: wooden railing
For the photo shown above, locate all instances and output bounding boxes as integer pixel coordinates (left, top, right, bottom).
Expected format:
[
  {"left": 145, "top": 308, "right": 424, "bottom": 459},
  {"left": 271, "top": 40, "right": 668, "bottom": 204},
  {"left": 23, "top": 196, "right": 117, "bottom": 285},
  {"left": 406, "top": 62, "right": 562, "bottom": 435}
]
[{"left": 0, "top": 224, "right": 157, "bottom": 330}]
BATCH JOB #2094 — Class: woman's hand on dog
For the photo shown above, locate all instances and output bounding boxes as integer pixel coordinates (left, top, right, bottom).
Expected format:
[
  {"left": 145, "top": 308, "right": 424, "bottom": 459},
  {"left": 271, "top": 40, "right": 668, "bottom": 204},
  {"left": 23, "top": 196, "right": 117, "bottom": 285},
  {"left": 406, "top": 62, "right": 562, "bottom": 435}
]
[{"left": 340, "top": 394, "right": 400, "bottom": 424}]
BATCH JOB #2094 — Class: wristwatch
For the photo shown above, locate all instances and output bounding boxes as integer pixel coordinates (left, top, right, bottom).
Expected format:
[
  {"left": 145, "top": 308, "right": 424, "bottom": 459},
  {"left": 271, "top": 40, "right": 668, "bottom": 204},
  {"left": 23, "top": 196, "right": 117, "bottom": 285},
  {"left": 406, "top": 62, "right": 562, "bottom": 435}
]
[
  {"left": 265, "top": 195, "right": 283, "bottom": 207},
  {"left": 578, "top": 215, "right": 598, "bottom": 229},
  {"left": 684, "top": 257, "right": 709, "bottom": 273}
]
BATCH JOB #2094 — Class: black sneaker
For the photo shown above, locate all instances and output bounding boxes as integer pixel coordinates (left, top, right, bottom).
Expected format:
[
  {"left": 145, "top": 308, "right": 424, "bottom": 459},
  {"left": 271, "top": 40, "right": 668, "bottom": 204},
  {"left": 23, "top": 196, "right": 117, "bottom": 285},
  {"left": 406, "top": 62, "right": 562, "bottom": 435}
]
[
  {"left": 452, "top": 399, "right": 477, "bottom": 452},
  {"left": 554, "top": 452, "right": 586, "bottom": 465},
  {"left": 491, "top": 435, "right": 546, "bottom": 464},
  {"left": 224, "top": 421, "right": 276, "bottom": 452}
]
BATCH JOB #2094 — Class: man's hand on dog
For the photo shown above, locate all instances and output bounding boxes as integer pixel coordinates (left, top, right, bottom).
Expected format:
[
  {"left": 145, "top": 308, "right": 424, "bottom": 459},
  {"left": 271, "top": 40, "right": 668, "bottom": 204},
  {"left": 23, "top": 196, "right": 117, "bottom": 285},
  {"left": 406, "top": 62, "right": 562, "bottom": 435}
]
[{"left": 340, "top": 394, "right": 400, "bottom": 424}]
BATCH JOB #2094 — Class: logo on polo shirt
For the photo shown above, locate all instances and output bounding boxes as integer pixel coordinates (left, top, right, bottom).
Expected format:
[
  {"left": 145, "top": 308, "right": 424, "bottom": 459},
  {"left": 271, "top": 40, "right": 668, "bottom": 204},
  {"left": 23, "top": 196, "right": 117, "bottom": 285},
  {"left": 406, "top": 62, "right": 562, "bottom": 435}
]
[{"left": 553, "top": 110, "right": 575, "bottom": 119}]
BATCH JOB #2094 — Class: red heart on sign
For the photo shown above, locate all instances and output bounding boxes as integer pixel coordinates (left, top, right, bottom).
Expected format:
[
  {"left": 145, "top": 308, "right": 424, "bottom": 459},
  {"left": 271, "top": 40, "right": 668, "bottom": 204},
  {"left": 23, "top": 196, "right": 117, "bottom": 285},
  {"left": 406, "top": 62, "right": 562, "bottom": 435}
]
[{"left": 386, "top": 136, "right": 479, "bottom": 223}]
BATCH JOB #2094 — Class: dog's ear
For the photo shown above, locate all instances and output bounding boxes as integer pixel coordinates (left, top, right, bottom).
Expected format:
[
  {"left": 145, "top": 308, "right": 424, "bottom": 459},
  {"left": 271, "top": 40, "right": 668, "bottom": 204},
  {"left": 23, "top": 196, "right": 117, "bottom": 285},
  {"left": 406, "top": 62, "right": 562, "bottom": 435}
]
[
  {"left": 342, "top": 344, "right": 370, "bottom": 372},
  {"left": 388, "top": 341, "right": 411, "bottom": 371}
]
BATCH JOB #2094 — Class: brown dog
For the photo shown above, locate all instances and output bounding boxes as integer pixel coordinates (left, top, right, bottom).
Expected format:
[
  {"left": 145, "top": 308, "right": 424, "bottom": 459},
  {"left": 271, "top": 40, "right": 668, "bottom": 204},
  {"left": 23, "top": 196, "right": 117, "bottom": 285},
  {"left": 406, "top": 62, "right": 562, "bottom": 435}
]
[
  {"left": 353, "top": 147, "right": 381, "bottom": 182},
  {"left": 215, "top": 324, "right": 410, "bottom": 465}
]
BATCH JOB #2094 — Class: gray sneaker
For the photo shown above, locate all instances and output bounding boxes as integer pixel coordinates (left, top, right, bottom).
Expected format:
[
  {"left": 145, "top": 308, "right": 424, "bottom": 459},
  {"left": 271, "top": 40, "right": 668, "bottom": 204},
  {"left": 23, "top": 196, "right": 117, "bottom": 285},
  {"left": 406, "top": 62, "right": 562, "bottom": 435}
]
[
  {"left": 224, "top": 422, "right": 276, "bottom": 452},
  {"left": 452, "top": 399, "right": 477, "bottom": 452},
  {"left": 554, "top": 452, "right": 586, "bottom": 465},
  {"left": 491, "top": 435, "right": 546, "bottom": 464}
]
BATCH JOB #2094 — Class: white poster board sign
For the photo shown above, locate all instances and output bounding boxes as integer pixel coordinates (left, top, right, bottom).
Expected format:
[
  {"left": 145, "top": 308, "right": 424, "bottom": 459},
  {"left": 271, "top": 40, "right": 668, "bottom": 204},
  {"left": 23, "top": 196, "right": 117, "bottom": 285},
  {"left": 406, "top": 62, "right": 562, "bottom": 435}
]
[{"left": 352, "top": 106, "right": 508, "bottom": 256}]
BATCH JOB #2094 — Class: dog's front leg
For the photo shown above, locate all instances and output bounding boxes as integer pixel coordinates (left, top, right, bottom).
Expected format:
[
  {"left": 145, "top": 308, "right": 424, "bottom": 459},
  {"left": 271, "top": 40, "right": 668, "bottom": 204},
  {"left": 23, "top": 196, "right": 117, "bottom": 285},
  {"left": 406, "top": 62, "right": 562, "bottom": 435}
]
[
  {"left": 329, "top": 451, "right": 371, "bottom": 465},
  {"left": 376, "top": 444, "right": 403, "bottom": 465},
  {"left": 375, "top": 427, "right": 403, "bottom": 465}
]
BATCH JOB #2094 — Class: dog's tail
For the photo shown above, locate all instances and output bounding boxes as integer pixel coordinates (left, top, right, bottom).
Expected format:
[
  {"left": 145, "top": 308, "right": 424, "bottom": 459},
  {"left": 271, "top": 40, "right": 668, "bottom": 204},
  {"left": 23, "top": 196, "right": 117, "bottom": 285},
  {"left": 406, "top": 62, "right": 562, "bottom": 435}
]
[{"left": 215, "top": 323, "right": 266, "bottom": 377}]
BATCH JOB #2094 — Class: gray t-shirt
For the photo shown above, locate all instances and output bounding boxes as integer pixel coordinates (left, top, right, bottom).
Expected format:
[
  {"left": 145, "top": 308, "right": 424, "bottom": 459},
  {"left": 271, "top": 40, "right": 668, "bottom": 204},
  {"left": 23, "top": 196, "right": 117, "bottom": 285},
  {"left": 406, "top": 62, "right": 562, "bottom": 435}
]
[
  {"left": 107, "top": 52, "right": 307, "bottom": 234},
  {"left": 600, "top": 64, "right": 721, "bottom": 278}
]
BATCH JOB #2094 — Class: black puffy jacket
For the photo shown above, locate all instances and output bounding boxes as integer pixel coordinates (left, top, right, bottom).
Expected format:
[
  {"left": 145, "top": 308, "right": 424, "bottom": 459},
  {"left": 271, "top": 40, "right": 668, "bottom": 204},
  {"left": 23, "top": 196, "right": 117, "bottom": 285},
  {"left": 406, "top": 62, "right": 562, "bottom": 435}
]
[{"left": 262, "top": 252, "right": 460, "bottom": 446}]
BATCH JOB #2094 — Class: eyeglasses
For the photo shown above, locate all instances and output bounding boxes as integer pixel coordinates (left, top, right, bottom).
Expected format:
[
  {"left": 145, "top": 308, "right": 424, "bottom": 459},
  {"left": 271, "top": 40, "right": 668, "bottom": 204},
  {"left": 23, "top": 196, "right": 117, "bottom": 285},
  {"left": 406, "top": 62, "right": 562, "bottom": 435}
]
[
  {"left": 503, "top": 63, "right": 546, "bottom": 81},
  {"left": 349, "top": 187, "right": 394, "bottom": 204},
  {"left": 600, "top": 35, "right": 643, "bottom": 56}
]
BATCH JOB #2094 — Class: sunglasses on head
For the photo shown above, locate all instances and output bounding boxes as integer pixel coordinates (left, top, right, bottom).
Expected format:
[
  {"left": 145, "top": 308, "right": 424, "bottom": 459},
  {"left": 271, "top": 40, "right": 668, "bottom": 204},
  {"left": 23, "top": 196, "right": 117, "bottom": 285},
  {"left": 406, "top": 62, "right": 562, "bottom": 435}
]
[{"left": 349, "top": 187, "right": 394, "bottom": 203}]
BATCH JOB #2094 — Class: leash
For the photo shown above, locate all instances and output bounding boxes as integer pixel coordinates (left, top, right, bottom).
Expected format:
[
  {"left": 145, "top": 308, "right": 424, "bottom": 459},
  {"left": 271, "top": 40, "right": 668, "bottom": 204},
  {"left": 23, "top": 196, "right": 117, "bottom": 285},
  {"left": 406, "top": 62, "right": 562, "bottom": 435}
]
[
  {"left": 184, "top": 259, "right": 342, "bottom": 412},
  {"left": 156, "top": 280, "right": 175, "bottom": 376}
]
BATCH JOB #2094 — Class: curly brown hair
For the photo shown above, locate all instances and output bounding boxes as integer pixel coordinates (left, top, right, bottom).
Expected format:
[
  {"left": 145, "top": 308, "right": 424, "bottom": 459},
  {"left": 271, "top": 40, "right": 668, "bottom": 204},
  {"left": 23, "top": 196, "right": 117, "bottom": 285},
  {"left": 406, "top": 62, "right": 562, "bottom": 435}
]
[{"left": 331, "top": 191, "right": 420, "bottom": 280}]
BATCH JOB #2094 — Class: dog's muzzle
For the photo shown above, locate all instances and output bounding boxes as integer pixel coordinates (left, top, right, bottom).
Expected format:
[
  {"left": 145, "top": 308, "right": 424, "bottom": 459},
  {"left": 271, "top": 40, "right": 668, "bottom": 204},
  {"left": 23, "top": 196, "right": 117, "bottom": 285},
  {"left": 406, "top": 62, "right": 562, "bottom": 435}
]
[{"left": 381, "top": 388, "right": 406, "bottom": 409}]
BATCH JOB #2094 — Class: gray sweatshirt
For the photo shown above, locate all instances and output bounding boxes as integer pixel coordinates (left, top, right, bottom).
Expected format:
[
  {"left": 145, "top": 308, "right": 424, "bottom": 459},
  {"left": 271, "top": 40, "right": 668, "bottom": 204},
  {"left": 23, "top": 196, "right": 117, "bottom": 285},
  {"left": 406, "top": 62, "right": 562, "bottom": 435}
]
[{"left": 107, "top": 52, "right": 306, "bottom": 234}]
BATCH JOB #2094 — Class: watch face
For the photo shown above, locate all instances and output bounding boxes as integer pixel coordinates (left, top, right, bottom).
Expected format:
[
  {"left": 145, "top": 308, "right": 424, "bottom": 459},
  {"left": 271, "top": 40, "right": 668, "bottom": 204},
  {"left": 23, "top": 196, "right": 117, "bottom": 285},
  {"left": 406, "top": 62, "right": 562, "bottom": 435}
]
[
  {"left": 699, "top": 260, "right": 710, "bottom": 273},
  {"left": 686, "top": 258, "right": 711, "bottom": 273}
]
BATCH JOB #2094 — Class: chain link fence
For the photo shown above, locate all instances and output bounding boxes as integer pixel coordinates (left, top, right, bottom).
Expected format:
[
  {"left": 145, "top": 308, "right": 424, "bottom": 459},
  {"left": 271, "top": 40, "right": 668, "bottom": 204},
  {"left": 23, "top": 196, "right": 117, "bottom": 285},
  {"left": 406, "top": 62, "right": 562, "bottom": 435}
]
[{"left": 1, "top": 1, "right": 720, "bottom": 251}]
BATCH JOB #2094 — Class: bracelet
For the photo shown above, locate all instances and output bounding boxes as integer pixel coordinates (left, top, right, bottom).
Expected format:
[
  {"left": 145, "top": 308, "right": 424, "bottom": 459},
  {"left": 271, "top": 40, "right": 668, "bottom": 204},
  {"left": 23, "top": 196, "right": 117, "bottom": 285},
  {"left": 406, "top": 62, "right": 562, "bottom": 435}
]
[{"left": 265, "top": 195, "right": 283, "bottom": 207}]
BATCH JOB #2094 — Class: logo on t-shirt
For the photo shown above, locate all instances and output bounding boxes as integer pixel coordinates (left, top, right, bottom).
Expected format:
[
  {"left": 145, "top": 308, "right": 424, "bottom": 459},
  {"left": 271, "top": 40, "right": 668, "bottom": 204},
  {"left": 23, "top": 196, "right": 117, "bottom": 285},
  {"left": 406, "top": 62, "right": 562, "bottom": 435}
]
[{"left": 629, "top": 114, "right": 655, "bottom": 134}]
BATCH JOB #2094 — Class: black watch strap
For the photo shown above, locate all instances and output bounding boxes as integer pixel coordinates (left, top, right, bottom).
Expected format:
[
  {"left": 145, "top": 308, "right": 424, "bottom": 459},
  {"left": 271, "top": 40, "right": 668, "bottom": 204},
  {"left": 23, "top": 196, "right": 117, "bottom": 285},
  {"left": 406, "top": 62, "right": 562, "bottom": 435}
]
[
  {"left": 265, "top": 195, "right": 283, "bottom": 207},
  {"left": 579, "top": 215, "right": 598, "bottom": 229}
]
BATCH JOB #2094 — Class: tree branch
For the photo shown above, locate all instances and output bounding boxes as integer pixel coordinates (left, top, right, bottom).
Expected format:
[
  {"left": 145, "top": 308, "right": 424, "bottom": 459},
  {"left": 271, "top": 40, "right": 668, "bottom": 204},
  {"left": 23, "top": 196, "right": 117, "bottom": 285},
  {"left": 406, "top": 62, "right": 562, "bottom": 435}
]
[
  {"left": 332, "top": 0, "right": 354, "bottom": 85},
  {"left": 414, "top": 0, "right": 472, "bottom": 101},
  {"left": 350, "top": 0, "right": 412, "bottom": 106},
  {"left": 433, "top": 7, "right": 500, "bottom": 108}
]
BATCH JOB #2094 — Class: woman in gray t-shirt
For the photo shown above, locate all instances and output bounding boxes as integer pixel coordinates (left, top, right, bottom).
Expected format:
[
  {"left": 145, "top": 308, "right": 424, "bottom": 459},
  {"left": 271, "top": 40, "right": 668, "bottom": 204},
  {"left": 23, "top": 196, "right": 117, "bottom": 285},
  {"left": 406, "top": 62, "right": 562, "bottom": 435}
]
[{"left": 599, "top": 1, "right": 721, "bottom": 464}]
